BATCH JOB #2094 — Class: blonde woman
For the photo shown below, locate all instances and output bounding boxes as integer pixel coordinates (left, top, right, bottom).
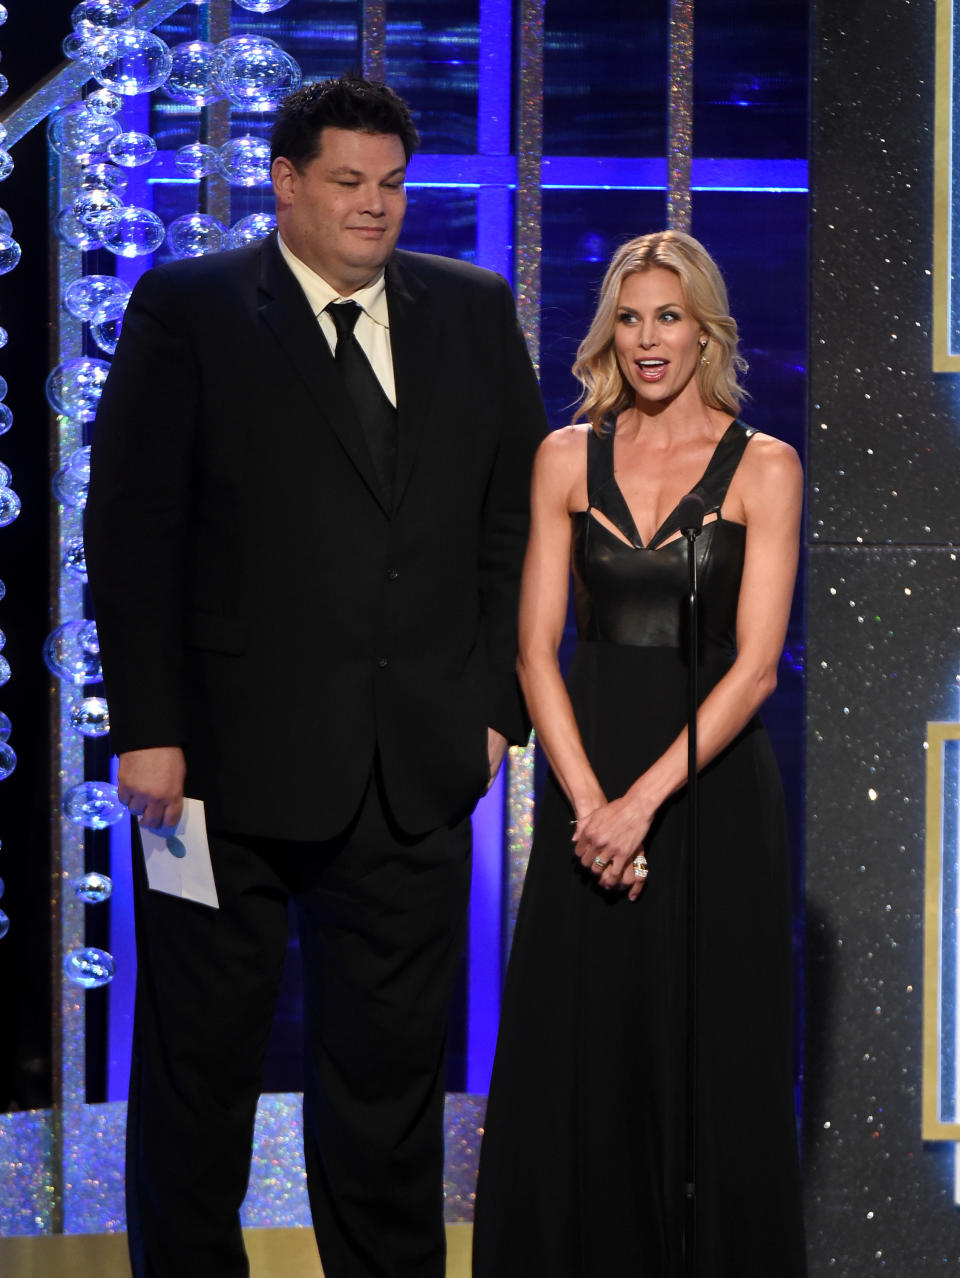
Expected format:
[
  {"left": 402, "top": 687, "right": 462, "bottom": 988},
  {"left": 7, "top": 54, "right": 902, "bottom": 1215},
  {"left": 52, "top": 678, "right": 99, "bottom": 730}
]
[{"left": 474, "top": 231, "right": 807, "bottom": 1277}]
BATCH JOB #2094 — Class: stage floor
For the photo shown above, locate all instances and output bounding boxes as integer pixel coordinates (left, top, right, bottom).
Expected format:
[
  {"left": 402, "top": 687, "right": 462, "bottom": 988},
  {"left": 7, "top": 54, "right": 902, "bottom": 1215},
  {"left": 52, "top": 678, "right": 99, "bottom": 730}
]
[{"left": 0, "top": 1224, "right": 473, "bottom": 1276}]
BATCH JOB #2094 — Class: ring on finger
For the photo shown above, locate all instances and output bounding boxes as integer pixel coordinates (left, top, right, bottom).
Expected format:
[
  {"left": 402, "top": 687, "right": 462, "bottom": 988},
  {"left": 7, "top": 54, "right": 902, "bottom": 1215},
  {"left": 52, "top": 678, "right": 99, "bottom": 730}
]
[
  {"left": 593, "top": 856, "right": 611, "bottom": 870},
  {"left": 632, "top": 853, "right": 648, "bottom": 880}
]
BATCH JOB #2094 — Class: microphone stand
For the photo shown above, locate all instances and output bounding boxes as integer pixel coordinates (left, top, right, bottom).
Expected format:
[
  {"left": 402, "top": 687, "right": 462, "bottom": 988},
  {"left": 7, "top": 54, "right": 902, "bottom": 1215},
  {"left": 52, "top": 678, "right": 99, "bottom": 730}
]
[{"left": 677, "top": 492, "right": 705, "bottom": 1278}]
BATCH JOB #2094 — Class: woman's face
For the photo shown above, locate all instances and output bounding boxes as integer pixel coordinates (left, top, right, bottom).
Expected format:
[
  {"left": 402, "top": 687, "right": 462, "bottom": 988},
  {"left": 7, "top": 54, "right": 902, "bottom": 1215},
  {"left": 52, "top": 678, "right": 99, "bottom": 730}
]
[{"left": 613, "top": 268, "right": 706, "bottom": 408}]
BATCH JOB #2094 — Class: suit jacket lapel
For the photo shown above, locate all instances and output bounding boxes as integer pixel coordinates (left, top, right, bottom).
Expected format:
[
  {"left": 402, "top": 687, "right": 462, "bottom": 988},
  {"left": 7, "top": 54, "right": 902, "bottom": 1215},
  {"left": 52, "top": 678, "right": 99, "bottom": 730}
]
[
  {"left": 257, "top": 233, "right": 389, "bottom": 514},
  {"left": 387, "top": 253, "right": 439, "bottom": 510}
]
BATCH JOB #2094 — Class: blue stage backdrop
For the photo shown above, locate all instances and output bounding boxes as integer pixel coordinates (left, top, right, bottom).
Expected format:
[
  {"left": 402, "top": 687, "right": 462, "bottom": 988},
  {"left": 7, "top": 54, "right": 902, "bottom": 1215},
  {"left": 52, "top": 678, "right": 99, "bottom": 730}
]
[
  {"left": 805, "top": 0, "right": 960, "bottom": 1270},
  {"left": 0, "top": 0, "right": 809, "bottom": 1242}
]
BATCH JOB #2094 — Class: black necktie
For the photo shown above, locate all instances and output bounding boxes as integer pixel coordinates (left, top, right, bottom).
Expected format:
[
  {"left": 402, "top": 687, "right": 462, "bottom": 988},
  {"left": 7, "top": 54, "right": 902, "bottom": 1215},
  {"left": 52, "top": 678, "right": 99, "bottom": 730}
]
[{"left": 325, "top": 300, "right": 397, "bottom": 503}]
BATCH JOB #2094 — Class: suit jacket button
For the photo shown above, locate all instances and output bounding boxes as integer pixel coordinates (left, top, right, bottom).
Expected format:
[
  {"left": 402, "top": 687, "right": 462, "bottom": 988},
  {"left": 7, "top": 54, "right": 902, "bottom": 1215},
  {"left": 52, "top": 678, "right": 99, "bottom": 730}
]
[
  {"left": 386, "top": 567, "right": 399, "bottom": 580},
  {"left": 378, "top": 657, "right": 389, "bottom": 668}
]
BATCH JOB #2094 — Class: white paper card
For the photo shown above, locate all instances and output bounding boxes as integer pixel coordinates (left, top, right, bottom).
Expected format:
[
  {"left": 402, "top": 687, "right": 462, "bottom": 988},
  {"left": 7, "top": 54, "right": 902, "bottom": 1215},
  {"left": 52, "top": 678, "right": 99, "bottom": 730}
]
[{"left": 139, "top": 798, "right": 219, "bottom": 909}]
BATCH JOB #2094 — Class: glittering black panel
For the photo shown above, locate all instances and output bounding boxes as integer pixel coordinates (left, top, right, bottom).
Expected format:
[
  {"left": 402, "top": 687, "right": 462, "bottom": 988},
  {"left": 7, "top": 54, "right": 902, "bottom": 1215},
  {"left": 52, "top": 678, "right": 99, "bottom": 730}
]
[
  {"left": 806, "top": 548, "right": 960, "bottom": 1269},
  {"left": 810, "top": 0, "right": 958, "bottom": 547},
  {"left": 808, "top": 0, "right": 960, "bottom": 1267}
]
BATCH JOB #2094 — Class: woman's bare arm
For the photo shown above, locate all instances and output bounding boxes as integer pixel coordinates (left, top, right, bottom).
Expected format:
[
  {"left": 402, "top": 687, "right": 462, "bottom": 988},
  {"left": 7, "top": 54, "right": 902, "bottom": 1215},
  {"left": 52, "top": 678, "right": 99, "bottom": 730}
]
[{"left": 517, "top": 428, "right": 607, "bottom": 823}]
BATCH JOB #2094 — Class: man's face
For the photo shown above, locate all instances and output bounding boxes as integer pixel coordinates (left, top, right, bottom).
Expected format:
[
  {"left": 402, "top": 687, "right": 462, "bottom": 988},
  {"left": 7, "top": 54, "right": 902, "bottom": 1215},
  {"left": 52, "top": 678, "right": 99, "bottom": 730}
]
[{"left": 272, "top": 126, "right": 408, "bottom": 295}]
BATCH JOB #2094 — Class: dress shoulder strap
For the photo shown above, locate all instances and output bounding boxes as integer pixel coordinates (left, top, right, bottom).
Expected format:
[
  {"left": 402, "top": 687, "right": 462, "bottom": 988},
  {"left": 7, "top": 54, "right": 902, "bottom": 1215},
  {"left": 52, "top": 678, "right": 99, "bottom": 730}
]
[{"left": 694, "top": 419, "right": 756, "bottom": 516}]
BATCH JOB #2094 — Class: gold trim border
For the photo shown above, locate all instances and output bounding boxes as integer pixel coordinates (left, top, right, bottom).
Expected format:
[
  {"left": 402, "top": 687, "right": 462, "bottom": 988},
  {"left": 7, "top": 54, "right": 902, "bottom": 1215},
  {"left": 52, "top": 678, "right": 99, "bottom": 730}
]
[
  {"left": 923, "top": 721, "right": 960, "bottom": 1139},
  {"left": 933, "top": 0, "right": 960, "bottom": 371},
  {"left": 0, "top": 1224, "right": 474, "bottom": 1278}
]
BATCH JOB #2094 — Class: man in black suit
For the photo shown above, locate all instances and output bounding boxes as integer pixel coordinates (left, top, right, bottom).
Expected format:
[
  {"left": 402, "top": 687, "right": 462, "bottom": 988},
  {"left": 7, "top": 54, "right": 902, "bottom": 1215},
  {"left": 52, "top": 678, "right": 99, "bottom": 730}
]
[{"left": 85, "top": 74, "right": 546, "bottom": 1278}]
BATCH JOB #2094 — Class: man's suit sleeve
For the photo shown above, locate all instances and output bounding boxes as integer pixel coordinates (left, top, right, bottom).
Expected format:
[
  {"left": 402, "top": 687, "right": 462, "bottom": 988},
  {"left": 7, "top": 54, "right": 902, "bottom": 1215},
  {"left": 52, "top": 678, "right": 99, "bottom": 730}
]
[
  {"left": 479, "top": 279, "right": 549, "bottom": 745},
  {"left": 84, "top": 267, "right": 200, "bottom": 755}
]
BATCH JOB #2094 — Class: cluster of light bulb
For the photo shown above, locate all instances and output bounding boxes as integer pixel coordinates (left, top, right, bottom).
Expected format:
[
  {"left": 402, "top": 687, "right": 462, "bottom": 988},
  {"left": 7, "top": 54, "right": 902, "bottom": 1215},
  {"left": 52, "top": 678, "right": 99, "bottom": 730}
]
[{"left": 42, "top": 0, "right": 300, "bottom": 985}]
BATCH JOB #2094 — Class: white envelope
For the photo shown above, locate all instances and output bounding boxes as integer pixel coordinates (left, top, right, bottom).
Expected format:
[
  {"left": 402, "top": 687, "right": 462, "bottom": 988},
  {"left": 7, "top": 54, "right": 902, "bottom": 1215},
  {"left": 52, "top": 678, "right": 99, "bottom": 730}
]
[{"left": 139, "top": 797, "right": 219, "bottom": 909}]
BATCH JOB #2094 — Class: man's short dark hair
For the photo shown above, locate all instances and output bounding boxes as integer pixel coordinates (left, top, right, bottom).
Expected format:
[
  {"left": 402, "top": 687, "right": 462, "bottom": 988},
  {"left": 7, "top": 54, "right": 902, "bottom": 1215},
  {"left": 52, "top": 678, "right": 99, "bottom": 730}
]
[{"left": 270, "top": 73, "right": 420, "bottom": 168}]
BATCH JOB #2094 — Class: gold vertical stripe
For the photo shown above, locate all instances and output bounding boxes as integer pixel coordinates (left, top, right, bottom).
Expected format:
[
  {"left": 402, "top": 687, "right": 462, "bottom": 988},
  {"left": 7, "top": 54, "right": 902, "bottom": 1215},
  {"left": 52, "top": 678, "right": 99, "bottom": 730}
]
[
  {"left": 923, "top": 722, "right": 960, "bottom": 1140},
  {"left": 932, "top": 0, "right": 960, "bottom": 369}
]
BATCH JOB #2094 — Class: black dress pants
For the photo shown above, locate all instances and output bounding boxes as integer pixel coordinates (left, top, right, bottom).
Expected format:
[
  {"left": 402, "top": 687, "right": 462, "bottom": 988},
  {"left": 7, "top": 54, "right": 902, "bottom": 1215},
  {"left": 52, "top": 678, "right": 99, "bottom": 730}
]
[{"left": 125, "top": 772, "right": 472, "bottom": 1278}]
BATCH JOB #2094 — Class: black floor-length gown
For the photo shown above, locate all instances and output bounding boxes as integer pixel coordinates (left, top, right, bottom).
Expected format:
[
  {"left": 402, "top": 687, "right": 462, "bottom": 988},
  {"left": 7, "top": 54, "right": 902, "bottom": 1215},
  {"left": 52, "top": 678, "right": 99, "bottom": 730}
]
[{"left": 474, "top": 421, "right": 806, "bottom": 1278}]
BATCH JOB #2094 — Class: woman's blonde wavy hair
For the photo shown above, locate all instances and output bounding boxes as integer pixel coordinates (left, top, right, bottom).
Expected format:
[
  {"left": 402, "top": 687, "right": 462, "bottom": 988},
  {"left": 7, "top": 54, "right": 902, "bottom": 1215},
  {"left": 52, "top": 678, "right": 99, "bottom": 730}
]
[{"left": 572, "top": 230, "right": 748, "bottom": 435}]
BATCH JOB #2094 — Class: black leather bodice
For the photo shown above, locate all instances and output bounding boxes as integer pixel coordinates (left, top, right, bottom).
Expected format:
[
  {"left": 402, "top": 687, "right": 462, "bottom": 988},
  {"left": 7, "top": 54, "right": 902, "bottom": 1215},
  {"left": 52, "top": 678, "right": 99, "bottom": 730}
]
[{"left": 570, "top": 420, "right": 756, "bottom": 651}]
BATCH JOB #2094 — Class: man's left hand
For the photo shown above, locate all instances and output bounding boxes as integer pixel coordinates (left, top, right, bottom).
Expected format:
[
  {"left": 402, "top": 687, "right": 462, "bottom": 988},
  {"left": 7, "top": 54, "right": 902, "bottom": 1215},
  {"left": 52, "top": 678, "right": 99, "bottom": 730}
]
[{"left": 486, "top": 728, "right": 509, "bottom": 791}]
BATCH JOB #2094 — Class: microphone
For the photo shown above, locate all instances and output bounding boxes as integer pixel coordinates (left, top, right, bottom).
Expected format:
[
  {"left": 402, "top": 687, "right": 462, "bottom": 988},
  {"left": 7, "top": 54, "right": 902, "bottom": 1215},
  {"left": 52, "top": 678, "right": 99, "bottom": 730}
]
[{"left": 677, "top": 492, "right": 705, "bottom": 539}]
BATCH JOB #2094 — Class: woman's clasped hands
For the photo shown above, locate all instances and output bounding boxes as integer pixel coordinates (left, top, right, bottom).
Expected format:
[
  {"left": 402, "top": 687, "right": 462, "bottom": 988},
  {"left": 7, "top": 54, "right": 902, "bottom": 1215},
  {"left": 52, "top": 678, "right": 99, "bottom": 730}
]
[{"left": 572, "top": 794, "right": 654, "bottom": 901}]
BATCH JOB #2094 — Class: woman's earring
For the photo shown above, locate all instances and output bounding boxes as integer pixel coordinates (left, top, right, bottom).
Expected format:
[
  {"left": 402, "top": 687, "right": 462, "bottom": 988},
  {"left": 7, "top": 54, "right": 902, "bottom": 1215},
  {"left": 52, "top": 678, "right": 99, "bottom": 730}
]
[{"left": 699, "top": 338, "right": 709, "bottom": 368}]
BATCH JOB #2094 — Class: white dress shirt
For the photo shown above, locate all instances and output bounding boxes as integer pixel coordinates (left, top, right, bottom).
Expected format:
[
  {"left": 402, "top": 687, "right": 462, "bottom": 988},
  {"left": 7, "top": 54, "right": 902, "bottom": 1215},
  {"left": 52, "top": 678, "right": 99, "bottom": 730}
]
[{"left": 277, "top": 233, "right": 397, "bottom": 406}]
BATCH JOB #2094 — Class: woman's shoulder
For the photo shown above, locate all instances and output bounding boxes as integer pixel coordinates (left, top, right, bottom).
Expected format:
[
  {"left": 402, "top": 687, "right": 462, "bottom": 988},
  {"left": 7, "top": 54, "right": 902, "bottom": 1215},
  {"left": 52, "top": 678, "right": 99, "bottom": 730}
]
[
  {"left": 533, "top": 425, "right": 592, "bottom": 506},
  {"left": 739, "top": 424, "right": 801, "bottom": 471},
  {"left": 535, "top": 422, "right": 595, "bottom": 475},
  {"left": 537, "top": 422, "right": 592, "bottom": 458},
  {"left": 736, "top": 425, "right": 803, "bottom": 504}
]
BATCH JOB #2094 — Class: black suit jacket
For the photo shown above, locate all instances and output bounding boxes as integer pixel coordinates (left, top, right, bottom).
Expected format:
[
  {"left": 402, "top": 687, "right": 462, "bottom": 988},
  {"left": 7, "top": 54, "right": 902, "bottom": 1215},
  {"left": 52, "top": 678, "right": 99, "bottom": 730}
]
[{"left": 85, "top": 233, "right": 547, "bottom": 839}]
